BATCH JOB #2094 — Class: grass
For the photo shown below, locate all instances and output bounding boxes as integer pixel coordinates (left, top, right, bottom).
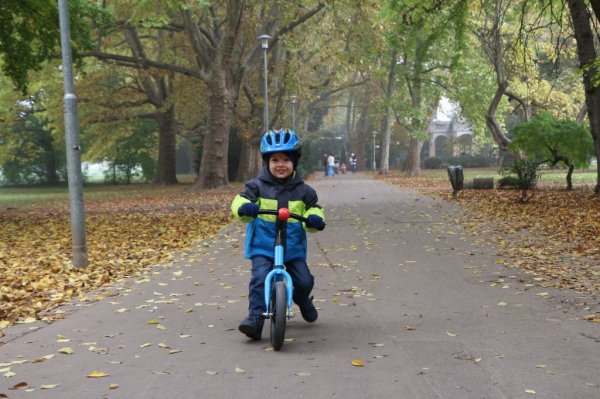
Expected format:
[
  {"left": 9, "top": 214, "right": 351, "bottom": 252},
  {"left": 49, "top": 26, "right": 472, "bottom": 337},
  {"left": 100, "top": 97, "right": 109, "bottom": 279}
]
[
  {"left": 0, "top": 175, "right": 200, "bottom": 209},
  {"left": 420, "top": 167, "right": 598, "bottom": 186}
]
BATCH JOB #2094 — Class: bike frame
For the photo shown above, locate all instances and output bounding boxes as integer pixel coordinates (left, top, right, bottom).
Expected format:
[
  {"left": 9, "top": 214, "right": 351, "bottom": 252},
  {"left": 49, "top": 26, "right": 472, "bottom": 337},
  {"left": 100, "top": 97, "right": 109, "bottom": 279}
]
[{"left": 258, "top": 209, "right": 307, "bottom": 320}]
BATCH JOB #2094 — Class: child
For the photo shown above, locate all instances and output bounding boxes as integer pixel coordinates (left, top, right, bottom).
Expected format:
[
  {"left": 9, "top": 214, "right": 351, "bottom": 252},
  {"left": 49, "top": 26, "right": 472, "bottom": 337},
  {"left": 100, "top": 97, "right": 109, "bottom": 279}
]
[{"left": 231, "top": 129, "right": 326, "bottom": 340}]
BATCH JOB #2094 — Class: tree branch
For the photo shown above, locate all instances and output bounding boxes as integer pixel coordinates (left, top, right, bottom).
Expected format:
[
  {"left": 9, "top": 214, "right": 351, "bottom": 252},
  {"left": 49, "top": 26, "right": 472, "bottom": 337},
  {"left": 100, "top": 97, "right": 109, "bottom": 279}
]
[{"left": 90, "top": 51, "right": 203, "bottom": 79}]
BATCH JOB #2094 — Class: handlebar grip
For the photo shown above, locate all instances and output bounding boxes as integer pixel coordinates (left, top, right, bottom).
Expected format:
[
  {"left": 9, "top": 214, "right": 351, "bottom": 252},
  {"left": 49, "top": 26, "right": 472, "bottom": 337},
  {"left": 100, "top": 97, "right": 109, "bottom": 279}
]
[{"left": 257, "top": 209, "right": 308, "bottom": 223}]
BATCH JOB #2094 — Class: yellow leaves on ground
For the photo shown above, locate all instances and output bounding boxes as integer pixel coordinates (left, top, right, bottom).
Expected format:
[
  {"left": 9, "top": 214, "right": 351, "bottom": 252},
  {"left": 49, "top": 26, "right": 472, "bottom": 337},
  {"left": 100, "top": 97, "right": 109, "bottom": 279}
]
[
  {"left": 57, "top": 347, "right": 74, "bottom": 355},
  {"left": 0, "top": 185, "right": 238, "bottom": 326},
  {"left": 379, "top": 173, "right": 599, "bottom": 295},
  {"left": 351, "top": 359, "right": 365, "bottom": 367},
  {"left": 87, "top": 370, "right": 110, "bottom": 378},
  {"left": 448, "top": 189, "right": 600, "bottom": 295}
]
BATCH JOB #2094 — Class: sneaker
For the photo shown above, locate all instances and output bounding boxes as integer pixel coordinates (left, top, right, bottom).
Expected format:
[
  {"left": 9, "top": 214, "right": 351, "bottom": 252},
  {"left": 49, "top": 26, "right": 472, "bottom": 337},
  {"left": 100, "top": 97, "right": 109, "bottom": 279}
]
[
  {"left": 238, "top": 316, "right": 263, "bottom": 340},
  {"left": 300, "top": 296, "right": 318, "bottom": 323}
]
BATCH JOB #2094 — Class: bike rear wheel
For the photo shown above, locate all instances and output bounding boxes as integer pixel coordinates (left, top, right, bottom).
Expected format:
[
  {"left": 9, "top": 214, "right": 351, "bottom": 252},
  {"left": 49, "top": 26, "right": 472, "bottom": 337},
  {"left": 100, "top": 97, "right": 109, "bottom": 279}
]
[{"left": 270, "top": 281, "right": 287, "bottom": 350}]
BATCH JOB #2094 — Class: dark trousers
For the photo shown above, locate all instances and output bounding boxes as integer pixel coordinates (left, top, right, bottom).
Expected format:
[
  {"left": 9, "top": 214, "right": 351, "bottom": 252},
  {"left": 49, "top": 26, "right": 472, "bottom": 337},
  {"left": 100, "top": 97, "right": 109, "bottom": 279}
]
[{"left": 247, "top": 255, "right": 314, "bottom": 317}]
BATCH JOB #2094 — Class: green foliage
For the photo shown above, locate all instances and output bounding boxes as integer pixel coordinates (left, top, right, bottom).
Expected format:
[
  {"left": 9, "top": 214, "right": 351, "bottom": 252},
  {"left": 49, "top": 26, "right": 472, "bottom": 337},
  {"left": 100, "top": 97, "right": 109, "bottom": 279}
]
[
  {"left": 497, "top": 175, "right": 520, "bottom": 188},
  {"left": 0, "top": 0, "right": 102, "bottom": 93},
  {"left": 500, "top": 158, "right": 542, "bottom": 203},
  {"left": 510, "top": 112, "right": 594, "bottom": 168},
  {"left": 103, "top": 121, "right": 157, "bottom": 184},
  {"left": 422, "top": 156, "right": 445, "bottom": 169},
  {"left": 0, "top": 94, "right": 65, "bottom": 185},
  {"left": 422, "top": 154, "right": 491, "bottom": 169},
  {"left": 297, "top": 139, "right": 315, "bottom": 178}
]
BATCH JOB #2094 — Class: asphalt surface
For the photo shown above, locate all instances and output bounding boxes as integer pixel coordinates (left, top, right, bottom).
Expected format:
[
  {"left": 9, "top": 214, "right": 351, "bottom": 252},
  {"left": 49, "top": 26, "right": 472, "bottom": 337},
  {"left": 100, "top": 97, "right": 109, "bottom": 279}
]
[{"left": 1, "top": 173, "right": 598, "bottom": 399}]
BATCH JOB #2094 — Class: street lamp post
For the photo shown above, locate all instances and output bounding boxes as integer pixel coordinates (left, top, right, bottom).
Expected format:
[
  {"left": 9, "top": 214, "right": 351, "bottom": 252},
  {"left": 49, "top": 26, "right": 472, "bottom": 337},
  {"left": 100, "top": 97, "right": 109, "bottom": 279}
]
[
  {"left": 372, "top": 131, "right": 377, "bottom": 171},
  {"left": 291, "top": 95, "right": 297, "bottom": 131},
  {"left": 58, "top": 0, "right": 87, "bottom": 267},
  {"left": 258, "top": 34, "right": 272, "bottom": 133}
]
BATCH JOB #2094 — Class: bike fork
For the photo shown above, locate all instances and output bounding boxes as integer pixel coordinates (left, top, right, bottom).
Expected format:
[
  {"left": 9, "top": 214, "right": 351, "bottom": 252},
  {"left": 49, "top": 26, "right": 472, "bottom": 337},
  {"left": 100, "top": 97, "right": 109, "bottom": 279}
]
[{"left": 262, "top": 244, "right": 294, "bottom": 319}]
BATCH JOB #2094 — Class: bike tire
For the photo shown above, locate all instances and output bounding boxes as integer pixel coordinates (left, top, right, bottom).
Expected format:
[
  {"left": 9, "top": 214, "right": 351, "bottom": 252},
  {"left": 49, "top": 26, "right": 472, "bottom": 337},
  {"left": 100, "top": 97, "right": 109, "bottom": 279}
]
[{"left": 270, "top": 281, "right": 287, "bottom": 350}]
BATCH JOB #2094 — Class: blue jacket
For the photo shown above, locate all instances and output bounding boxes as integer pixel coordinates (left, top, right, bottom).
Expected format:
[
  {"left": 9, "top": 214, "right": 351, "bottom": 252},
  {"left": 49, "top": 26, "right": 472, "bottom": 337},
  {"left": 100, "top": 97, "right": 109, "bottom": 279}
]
[{"left": 231, "top": 167, "right": 325, "bottom": 262}]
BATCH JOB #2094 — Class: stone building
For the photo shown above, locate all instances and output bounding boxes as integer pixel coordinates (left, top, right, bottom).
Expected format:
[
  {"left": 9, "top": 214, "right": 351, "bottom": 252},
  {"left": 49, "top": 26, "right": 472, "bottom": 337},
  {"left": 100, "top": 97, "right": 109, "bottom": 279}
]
[{"left": 425, "top": 100, "right": 473, "bottom": 158}]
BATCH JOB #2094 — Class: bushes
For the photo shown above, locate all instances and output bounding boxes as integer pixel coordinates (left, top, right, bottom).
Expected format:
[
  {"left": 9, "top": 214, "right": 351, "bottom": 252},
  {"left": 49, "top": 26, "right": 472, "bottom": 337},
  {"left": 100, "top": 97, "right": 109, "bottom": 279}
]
[
  {"left": 500, "top": 158, "right": 542, "bottom": 203},
  {"left": 422, "top": 154, "right": 491, "bottom": 169},
  {"left": 422, "top": 156, "right": 445, "bottom": 169}
]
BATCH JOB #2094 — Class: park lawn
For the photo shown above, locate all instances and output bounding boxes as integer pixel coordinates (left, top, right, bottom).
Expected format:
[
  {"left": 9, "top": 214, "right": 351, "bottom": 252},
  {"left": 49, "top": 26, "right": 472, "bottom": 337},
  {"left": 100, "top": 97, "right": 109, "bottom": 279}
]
[
  {"left": 419, "top": 167, "right": 598, "bottom": 187},
  {"left": 377, "top": 169, "right": 600, "bottom": 305},
  {"left": 0, "top": 183, "right": 240, "bottom": 328}
]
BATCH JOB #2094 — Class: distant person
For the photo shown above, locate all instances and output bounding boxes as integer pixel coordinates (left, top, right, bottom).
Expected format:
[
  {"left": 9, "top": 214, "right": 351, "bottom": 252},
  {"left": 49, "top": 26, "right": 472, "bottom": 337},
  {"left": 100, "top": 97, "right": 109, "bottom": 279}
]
[
  {"left": 340, "top": 163, "right": 347, "bottom": 174},
  {"left": 323, "top": 153, "right": 329, "bottom": 176},
  {"left": 231, "top": 129, "right": 326, "bottom": 341},
  {"left": 327, "top": 153, "right": 335, "bottom": 177},
  {"left": 350, "top": 153, "right": 357, "bottom": 173},
  {"left": 334, "top": 158, "right": 340, "bottom": 175}
]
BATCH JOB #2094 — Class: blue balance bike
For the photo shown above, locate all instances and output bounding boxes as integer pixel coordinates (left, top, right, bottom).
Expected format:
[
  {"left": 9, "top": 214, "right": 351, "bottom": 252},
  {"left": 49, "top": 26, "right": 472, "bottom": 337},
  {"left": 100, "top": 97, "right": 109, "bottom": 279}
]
[{"left": 257, "top": 208, "right": 309, "bottom": 351}]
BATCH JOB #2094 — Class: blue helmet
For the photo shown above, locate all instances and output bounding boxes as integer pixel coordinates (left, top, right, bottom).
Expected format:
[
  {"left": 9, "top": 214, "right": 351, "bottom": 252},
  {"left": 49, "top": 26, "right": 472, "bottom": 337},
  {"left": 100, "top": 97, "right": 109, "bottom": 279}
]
[
  {"left": 260, "top": 129, "right": 302, "bottom": 168},
  {"left": 260, "top": 129, "right": 302, "bottom": 155}
]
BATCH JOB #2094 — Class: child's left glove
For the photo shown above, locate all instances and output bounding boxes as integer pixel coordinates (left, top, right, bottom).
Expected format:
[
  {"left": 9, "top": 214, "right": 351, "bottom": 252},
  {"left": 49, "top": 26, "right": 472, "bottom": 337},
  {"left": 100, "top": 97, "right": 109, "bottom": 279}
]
[{"left": 306, "top": 215, "right": 325, "bottom": 231}]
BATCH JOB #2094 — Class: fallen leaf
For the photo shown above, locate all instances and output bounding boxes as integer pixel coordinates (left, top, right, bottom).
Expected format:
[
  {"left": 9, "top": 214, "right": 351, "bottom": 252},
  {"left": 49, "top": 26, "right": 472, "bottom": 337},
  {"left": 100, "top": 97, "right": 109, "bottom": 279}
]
[
  {"left": 58, "top": 347, "right": 74, "bottom": 355},
  {"left": 206, "top": 370, "right": 218, "bottom": 375},
  {"left": 351, "top": 359, "right": 365, "bottom": 367},
  {"left": 525, "top": 389, "right": 536, "bottom": 394},
  {"left": 235, "top": 366, "right": 246, "bottom": 373},
  {"left": 10, "top": 382, "right": 28, "bottom": 390},
  {"left": 295, "top": 372, "right": 313, "bottom": 377},
  {"left": 41, "top": 384, "right": 59, "bottom": 389},
  {"left": 446, "top": 332, "right": 458, "bottom": 337},
  {"left": 87, "top": 371, "right": 110, "bottom": 378},
  {"left": 109, "top": 384, "right": 119, "bottom": 389}
]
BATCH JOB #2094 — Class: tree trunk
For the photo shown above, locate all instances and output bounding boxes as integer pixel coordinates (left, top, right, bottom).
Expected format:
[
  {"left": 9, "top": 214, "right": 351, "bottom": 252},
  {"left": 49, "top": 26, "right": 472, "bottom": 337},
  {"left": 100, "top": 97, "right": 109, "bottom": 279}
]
[
  {"left": 154, "top": 105, "right": 178, "bottom": 185},
  {"left": 195, "top": 77, "right": 230, "bottom": 189},
  {"left": 568, "top": 0, "right": 600, "bottom": 194},
  {"left": 40, "top": 138, "right": 59, "bottom": 185},
  {"left": 486, "top": 80, "right": 511, "bottom": 150},
  {"left": 404, "top": 139, "right": 424, "bottom": 176},
  {"left": 236, "top": 138, "right": 262, "bottom": 182},
  {"left": 566, "top": 163, "right": 574, "bottom": 190},
  {"left": 355, "top": 102, "right": 369, "bottom": 171},
  {"left": 380, "top": 47, "right": 397, "bottom": 176}
]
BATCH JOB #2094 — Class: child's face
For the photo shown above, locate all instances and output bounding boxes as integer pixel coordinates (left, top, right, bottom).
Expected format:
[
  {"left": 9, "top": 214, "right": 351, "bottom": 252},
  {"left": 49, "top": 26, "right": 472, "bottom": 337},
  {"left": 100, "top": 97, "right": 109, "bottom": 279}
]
[{"left": 269, "top": 152, "right": 293, "bottom": 180}]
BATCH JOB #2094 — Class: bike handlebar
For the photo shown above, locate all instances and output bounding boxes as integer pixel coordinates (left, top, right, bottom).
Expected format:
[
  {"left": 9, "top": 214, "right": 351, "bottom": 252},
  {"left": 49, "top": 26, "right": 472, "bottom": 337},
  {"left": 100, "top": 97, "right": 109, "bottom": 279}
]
[{"left": 257, "top": 208, "right": 308, "bottom": 223}]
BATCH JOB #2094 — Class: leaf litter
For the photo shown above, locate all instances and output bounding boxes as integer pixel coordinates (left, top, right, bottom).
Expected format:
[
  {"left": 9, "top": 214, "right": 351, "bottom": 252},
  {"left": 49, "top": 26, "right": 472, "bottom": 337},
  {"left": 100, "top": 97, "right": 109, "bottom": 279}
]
[{"left": 0, "top": 185, "right": 237, "bottom": 328}]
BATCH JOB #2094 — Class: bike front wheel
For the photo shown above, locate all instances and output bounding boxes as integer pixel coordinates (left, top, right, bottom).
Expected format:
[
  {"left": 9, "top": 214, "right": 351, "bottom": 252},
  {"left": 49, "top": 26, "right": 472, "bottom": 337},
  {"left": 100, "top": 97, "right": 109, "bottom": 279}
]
[{"left": 270, "top": 281, "right": 287, "bottom": 350}]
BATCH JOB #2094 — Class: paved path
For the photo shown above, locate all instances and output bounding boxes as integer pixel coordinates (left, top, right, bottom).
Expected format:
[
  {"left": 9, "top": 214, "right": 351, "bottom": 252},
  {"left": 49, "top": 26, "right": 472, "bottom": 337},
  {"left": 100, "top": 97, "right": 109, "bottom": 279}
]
[{"left": 1, "top": 173, "right": 598, "bottom": 398}]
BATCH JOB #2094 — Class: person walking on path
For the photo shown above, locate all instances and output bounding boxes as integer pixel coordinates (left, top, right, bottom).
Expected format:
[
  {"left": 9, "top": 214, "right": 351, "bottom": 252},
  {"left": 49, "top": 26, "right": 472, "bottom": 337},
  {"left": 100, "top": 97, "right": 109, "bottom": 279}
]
[
  {"left": 231, "top": 129, "right": 326, "bottom": 341},
  {"left": 350, "top": 153, "right": 357, "bottom": 173},
  {"left": 327, "top": 153, "right": 335, "bottom": 177}
]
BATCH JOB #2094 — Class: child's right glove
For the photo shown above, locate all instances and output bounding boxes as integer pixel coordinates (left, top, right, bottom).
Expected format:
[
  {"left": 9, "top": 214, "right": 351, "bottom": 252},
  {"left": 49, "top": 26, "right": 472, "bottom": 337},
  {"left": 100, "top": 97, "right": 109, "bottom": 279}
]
[
  {"left": 238, "top": 202, "right": 259, "bottom": 218},
  {"left": 306, "top": 215, "right": 325, "bottom": 231}
]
